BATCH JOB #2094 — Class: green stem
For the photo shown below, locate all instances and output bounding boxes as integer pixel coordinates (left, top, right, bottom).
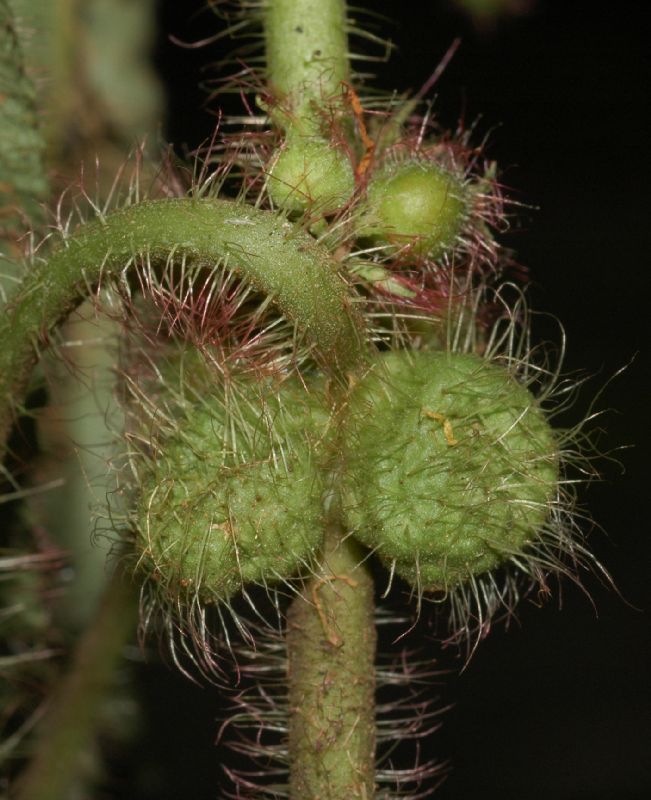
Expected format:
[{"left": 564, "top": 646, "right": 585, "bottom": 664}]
[
  {"left": 264, "top": 0, "right": 349, "bottom": 132},
  {"left": 263, "top": 0, "right": 355, "bottom": 211},
  {"left": 266, "top": 3, "right": 376, "bottom": 795},
  {"left": 14, "top": 567, "right": 138, "bottom": 800},
  {"left": 0, "top": 197, "right": 366, "bottom": 454},
  {"left": 287, "top": 528, "right": 376, "bottom": 799}
]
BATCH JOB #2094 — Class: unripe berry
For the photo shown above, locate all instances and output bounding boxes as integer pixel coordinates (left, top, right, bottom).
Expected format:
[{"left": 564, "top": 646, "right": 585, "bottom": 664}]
[
  {"left": 342, "top": 351, "right": 558, "bottom": 590},
  {"left": 268, "top": 136, "right": 354, "bottom": 214},
  {"left": 134, "top": 377, "right": 328, "bottom": 602},
  {"left": 359, "top": 162, "right": 467, "bottom": 256}
]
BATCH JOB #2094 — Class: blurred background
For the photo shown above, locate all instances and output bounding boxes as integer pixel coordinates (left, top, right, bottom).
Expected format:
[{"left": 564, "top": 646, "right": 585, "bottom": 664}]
[{"left": 2, "top": 0, "right": 649, "bottom": 797}]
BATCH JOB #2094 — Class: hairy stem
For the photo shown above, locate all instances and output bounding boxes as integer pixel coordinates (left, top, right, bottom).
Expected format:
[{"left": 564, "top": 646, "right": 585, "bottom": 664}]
[
  {"left": 265, "top": 2, "right": 376, "bottom": 795},
  {"left": 264, "top": 0, "right": 349, "bottom": 131},
  {"left": 14, "top": 567, "right": 137, "bottom": 800},
  {"left": 0, "top": 197, "right": 366, "bottom": 454},
  {"left": 287, "top": 528, "right": 376, "bottom": 799}
]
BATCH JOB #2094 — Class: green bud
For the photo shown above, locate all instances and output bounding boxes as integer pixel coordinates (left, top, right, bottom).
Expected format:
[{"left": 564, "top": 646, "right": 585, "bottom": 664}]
[
  {"left": 359, "top": 162, "right": 467, "bottom": 256},
  {"left": 268, "top": 136, "right": 354, "bottom": 214},
  {"left": 342, "top": 351, "right": 558, "bottom": 590},
  {"left": 134, "top": 377, "right": 328, "bottom": 602}
]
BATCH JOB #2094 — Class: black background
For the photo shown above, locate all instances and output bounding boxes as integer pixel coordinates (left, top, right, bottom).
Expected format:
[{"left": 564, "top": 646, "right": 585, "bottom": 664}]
[{"left": 146, "top": 2, "right": 651, "bottom": 798}]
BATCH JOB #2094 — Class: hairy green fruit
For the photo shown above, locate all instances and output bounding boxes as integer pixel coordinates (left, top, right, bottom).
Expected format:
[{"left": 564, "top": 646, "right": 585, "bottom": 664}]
[
  {"left": 342, "top": 351, "right": 558, "bottom": 589},
  {"left": 359, "top": 162, "right": 467, "bottom": 256},
  {"left": 135, "top": 377, "right": 328, "bottom": 602},
  {"left": 268, "top": 137, "right": 354, "bottom": 213}
]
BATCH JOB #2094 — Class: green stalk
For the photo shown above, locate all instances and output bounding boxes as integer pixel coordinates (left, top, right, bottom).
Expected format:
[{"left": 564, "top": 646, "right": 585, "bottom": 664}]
[
  {"left": 0, "top": 197, "right": 366, "bottom": 455},
  {"left": 265, "top": 2, "right": 376, "bottom": 795},
  {"left": 14, "top": 567, "right": 138, "bottom": 800},
  {"left": 264, "top": 0, "right": 349, "bottom": 132},
  {"left": 287, "top": 528, "right": 376, "bottom": 800},
  {"left": 263, "top": 0, "right": 355, "bottom": 212}
]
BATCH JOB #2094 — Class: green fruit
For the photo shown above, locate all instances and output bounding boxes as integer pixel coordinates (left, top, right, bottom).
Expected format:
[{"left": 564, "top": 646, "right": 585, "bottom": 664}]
[
  {"left": 268, "top": 136, "right": 354, "bottom": 213},
  {"left": 342, "top": 351, "right": 558, "bottom": 589},
  {"left": 360, "top": 162, "right": 467, "bottom": 256},
  {"left": 134, "top": 377, "right": 328, "bottom": 602}
]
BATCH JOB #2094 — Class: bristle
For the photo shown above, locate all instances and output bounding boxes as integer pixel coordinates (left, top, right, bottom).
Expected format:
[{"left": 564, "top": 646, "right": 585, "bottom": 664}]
[{"left": 215, "top": 598, "right": 450, "bottom": 799}]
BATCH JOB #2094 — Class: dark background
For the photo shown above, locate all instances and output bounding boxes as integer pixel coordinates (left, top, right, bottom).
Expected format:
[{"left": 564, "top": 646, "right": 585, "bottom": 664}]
[{"left": 58, "top": 2, "right": 651, "bottom": 798}]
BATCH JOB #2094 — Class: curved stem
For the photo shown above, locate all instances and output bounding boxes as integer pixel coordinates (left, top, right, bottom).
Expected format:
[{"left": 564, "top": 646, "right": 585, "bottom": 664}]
[
  {"left": 0, "top": 197, "right": 367, "bottom": 454},
  {"left": 287, "top": 527, "right": 376, "bottom": 800}
]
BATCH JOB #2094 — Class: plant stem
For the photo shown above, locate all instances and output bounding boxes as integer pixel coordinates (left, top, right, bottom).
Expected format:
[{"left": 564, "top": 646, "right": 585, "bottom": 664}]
[
  {"left": 287, "top": 527, "right": 376, "bottom": 799},
  {"left": 14, "top": 566, "right": 138, "bottom": 800},
  {"left": 0, "top": 197, "right": 366, "bottom": 455},
  {"left": 265, "top": 2, "right": 376, "bottom": 795},
  {"left": 265, "top": 0, "right": 349, "bottom": 132}
]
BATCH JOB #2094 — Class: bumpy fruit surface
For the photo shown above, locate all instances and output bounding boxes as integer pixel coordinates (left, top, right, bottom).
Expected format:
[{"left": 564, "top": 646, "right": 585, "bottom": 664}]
[
  {"left": 359, "top": 162, "right": 467, "bottom": 256},
  {"left": 342, "top": 351, "right": 558, "bottom": 589},
  {"left": 135, "top": 377, "right": 327, "bottom": 601}
]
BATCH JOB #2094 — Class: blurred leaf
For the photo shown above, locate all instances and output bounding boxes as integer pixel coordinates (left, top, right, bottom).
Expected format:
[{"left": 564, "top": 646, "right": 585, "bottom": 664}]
[{"left": 0, "top": 0, "right": 47, "bottom": 234}]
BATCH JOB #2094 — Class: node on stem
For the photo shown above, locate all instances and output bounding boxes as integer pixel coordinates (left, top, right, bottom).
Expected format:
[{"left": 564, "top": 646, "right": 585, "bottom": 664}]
[{"left": 267, "top": 135, "right": 354, "bottom": 214}]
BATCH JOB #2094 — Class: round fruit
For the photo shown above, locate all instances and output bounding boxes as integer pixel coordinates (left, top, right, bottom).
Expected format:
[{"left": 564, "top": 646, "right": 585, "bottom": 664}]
[
  {"left": 360, "top": 162, "right": 467, "bottom": 256},
  {"left": 134, "top": 377, "right": 328, "bottom": 602},
  {"left": 342, "top": 351, "right": 558, "bottom": 589}
]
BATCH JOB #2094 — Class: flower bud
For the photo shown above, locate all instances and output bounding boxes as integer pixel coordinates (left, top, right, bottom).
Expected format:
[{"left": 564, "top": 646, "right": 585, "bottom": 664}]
[
  {"left": 359, "top": 162, "right": 467, "bottom": 257},
  {"left": 268, "top": 136, "right": 354, "bottom": 214}
]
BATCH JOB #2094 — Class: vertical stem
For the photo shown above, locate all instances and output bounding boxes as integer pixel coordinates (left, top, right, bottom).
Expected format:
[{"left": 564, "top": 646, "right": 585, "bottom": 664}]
[
  {"left": 265, "top": 0, "right": 349, "bottom": 130},
  {"left": 287, "top": 528, "right": 376, "bottom": 799},
  {"left": 266, "top": 4, "right": 375, "bottom": 795},
  {"left": 14, "top": 567, "right": 138, "bottom": 800}
]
